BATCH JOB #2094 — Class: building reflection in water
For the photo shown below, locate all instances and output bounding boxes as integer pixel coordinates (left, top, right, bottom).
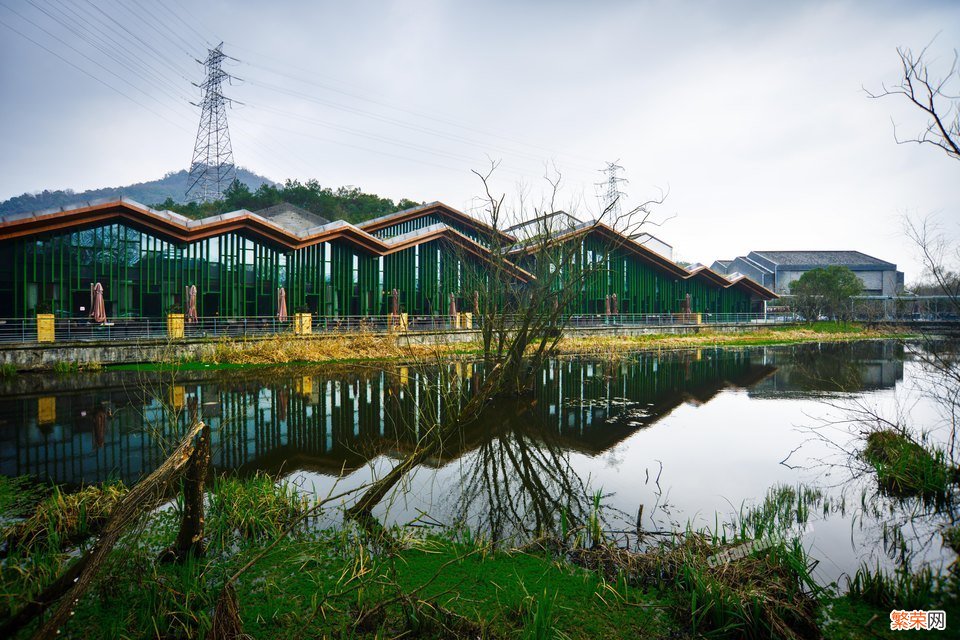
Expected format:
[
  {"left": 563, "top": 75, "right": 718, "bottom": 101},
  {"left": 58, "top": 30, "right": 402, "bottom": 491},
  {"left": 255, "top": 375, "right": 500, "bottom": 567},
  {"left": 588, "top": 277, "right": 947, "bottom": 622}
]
[{"left": 0, "top": 342, "right": 905, "bottom": 486}]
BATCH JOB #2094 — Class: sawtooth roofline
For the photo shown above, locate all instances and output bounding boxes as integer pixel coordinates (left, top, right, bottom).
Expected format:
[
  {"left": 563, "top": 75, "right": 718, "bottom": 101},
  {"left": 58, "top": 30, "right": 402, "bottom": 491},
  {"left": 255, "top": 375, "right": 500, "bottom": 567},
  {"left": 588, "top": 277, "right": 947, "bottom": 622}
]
[
  {"left": 0, "top": 197, "right": 774, "bottom": 298},
  {"left": 504, "top": 221, "right": 778, "bottom": 300},
  {"left": 0, "top": 197, "right": 534, "bottom": 280}
]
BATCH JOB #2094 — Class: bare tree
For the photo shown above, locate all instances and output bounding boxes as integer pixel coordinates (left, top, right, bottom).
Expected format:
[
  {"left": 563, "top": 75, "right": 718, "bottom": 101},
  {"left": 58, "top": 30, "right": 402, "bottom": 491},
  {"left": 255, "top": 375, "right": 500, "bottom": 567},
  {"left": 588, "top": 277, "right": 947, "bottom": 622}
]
[
  {"left": 867, "top": 44, "right": 960, "bottom": 162},
  {"left": 469, "top": 161, "right": 664, "bottom": 396},
  {"left": 904, "top": 215, "right": 960, "bottom": 313}
]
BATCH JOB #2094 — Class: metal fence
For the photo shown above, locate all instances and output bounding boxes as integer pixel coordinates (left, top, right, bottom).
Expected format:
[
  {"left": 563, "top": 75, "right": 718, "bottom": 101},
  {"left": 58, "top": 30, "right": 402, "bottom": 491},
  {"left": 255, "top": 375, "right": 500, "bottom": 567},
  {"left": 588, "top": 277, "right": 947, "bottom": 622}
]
[
  {"left": 563, "top": 312, "right": 791, "bottom": 328},
  {"left": 0, "top": 311, "right": 795, "bottom": 345}
]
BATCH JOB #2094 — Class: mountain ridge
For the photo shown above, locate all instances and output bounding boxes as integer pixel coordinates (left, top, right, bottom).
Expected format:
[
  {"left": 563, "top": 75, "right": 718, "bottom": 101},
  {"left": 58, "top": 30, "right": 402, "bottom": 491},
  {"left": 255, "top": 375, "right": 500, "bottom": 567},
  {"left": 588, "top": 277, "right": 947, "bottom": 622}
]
[{"left": 0, "top": 168, "right": 275, "bottom": 216}]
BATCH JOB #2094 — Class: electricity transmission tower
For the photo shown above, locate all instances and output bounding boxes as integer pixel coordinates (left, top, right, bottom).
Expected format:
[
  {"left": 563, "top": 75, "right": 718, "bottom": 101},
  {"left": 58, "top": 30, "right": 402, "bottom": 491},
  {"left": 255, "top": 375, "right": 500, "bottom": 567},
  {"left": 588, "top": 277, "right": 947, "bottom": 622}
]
[
  {"left": 186, "top": 43, "right": 237, "bottom": 202},
  {"left": 597, "top": 161, "right": 628, "bottom": 220}
]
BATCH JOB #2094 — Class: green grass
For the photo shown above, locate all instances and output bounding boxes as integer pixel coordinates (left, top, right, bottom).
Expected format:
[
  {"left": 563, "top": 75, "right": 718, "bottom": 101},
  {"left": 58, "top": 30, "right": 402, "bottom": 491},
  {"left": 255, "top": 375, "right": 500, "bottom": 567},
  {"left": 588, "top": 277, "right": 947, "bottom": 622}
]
[
  {"left": 21, "top": 527, "right": 675, "bottom": 639},
  {"left": 772, "top": 321, "right": 863, "bottom": 334},
  {"left": 52, "top": 360, "right": 79, "bottom": 375},
  {"left": 0, "top": 475, "right": 44, "bottom": 519},
  {"left": 845, "top": 563, "right": 941, "bottom": 610},
  {"left": 863, "top": 430, "right": 958, "bottom": 499},
  {"left": 0, "top": 474, "right": 948, "bottom": 639},
  {"left": 208, "top": 473, "right": 311, "bottom": 545},
  {"left": 0, "top": 363, "right": 17, "bottom": 379}
]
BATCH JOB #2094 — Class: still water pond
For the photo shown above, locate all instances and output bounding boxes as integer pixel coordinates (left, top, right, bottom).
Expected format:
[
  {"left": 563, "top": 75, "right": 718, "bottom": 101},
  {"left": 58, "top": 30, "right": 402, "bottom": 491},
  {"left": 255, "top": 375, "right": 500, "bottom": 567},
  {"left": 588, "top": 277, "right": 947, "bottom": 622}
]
[{"left": 0, "top": 340, "right": 953, "bottom": 586}]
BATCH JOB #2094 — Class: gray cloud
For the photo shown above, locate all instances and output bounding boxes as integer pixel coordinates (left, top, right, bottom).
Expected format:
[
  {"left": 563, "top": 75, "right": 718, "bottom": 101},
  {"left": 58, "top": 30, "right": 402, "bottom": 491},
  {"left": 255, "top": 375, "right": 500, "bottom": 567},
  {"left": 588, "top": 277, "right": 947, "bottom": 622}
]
[{"left": 0, "top": 0, "right": 957, "bottom": 280}]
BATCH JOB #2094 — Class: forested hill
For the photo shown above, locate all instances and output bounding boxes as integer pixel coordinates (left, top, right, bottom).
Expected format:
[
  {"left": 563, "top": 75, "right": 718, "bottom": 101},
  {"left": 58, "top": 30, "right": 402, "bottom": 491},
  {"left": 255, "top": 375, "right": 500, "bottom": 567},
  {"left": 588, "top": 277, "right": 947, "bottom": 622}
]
[
  {"left": 0, "top": 168, "right": 274, "bottom": 217},
  {"left": 154, "top": 179, "right": 423, "bottom": 225},
  {"left": 0, "top": 171, "right": 422, "bottom": 225}
]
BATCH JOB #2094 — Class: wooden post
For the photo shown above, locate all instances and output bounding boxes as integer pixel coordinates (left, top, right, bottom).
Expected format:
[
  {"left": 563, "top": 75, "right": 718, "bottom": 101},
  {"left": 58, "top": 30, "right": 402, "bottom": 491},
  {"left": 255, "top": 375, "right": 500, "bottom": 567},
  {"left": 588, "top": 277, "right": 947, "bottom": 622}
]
[{"left": 159, "top": 423, "right": 211, "bottom": 562}]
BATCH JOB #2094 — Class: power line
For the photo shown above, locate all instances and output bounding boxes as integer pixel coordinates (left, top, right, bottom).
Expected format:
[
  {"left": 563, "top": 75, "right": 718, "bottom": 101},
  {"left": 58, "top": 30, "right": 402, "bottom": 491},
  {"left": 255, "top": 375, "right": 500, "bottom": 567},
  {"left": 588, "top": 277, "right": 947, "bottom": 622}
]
[
  {"left": 230, "top": 49, "right": 602, "bottom": 170},
  {"left": 76, "top": 0, "right": 197, "bottom": 82},
  {"left": 242, "top": 76, "right": 597, "bottom": 179},
  {"left": 29, "top": 0, "right": 194, "bottom": 106},
  {"left": 242, "top": 102, "right": 532, "bottom": 174},
  {"left": 2, "top": 2, "right": 193, "bottom": 126},
  {"left": 151, "top": 0, "right": 213, "bottom": 48},
  {"left": 0, "top": 9, "right": 192, "bottom": 134}
]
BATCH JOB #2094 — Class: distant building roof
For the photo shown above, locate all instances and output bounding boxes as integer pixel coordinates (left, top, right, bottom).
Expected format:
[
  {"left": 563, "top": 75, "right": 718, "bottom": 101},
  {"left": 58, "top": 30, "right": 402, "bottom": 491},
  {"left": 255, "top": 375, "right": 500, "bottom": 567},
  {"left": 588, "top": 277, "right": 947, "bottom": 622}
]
[
  {"left": 504, "top": 211, "right": 584, "bottom": 241},
  {"left": 630, "top": 231, "right": 673, "bottom": 249},
  {"left": 749, "top": 250, "right": 895, "bottom": 269},
  {"left": 255, "top": 202, "right": 330, "bottom": 232}
]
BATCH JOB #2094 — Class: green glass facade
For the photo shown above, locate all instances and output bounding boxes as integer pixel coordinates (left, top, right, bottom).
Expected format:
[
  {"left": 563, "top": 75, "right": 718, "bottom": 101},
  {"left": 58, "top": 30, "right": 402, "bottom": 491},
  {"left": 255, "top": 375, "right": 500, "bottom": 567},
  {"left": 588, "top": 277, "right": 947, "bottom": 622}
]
[
  {"left": 0, "top": 222, "right": 492, "bottom": 317},
  {"left": 0, "top": 205, "right": 768, "bottom": 318}
]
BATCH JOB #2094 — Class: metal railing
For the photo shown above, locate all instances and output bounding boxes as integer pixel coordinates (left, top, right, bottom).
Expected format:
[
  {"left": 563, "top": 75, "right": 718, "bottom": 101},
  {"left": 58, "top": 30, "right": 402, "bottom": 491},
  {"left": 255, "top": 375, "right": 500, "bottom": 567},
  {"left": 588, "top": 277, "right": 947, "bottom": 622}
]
[
  {"left": 0, "top": 311, "right": 795, "bottom": 345},
  {"left": 562, "top": 312, "right": 792, "bottom": 328},
  {"left": 0, "top": 314, "right": 465, "bottom": 344}
]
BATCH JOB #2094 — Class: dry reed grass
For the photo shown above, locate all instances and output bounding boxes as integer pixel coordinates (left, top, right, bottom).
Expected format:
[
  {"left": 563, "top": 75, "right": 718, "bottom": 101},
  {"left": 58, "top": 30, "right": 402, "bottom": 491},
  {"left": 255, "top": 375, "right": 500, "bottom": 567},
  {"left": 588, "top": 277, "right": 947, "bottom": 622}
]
[
  {"left": 200, "top": 325, "right": 885, "bottom": 366},
  {"left": 567, "top": 533, "right": 819, "bottom": 640},
  {"left": 556, "top": 326, "right": 887, "bottom": 360},
  {"left": 205, "top": 332, "right": 475, "bottom": 365},
  {"left": 3, "top": 482, "right": 127, "bottom": 552}
]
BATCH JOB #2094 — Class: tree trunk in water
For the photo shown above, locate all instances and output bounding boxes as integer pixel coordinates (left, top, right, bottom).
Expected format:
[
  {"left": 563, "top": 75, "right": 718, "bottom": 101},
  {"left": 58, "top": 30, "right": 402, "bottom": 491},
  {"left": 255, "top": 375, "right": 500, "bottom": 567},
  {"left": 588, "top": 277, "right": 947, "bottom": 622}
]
[
  {"left": 10, "top": 422, "right": 206, "bottom": 640},
  {"left": 160, "top": 422, "right": 211, "bottom": 562}
]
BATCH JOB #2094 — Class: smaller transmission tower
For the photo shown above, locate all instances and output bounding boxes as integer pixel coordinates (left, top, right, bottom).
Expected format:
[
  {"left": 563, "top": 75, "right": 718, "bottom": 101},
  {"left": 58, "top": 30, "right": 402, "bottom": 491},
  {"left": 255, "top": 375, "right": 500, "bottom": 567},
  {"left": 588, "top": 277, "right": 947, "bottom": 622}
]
[
  {"left": 597, "top": 161, "right": 628, "bottom": 220},
  {"left": 186, "top": 43, "right": 237, "bottom": 202}
]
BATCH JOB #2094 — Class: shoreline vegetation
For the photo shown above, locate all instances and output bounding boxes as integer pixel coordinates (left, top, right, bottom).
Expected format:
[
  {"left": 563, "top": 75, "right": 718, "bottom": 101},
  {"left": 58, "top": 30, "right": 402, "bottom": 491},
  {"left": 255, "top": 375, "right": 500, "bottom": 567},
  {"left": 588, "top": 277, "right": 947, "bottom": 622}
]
[
  {"left": 2, "top": 474, "right": 953, "bottom": 639},
  {"left": 97, "top": 322, "right": 910, "bottom": 371}
]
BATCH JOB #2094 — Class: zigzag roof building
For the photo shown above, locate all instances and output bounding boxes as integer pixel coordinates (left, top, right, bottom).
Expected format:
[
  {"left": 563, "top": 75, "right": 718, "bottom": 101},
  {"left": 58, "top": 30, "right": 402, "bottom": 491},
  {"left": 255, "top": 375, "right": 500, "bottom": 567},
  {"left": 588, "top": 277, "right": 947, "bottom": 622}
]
[{"left": 0, "top": 198, "right": 774, "bottom": 319}]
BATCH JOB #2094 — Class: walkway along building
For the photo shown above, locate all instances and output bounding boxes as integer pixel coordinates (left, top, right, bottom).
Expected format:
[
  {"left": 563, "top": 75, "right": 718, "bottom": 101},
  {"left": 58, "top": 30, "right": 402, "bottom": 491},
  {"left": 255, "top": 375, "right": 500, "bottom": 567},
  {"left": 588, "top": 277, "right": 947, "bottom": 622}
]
[{"left": 0, "top": 198, "right": 775, "bottom": 320}]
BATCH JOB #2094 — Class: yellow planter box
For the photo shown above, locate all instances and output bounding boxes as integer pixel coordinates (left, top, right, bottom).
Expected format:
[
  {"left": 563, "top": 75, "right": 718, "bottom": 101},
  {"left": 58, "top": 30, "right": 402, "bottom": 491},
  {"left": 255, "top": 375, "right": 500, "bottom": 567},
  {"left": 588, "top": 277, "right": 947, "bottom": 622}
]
[
  {"left": 459, "top": 312, "right": 473, "bottom": 329},
  {"left": 295, "top": 375, "right": 312, "bottom": 396},
  {"left": 389, "top": 313, "right": 409, "bottom": 332},
  {"left": 294, "top": 312, "right": 312, "bottom": 335},
  {"left": 38, "top": 396, "right": 56, "bottom": 424},
  {"left": 36, "top": 314, "right": 55, "bottom": 343},
  {"left": 167, "top": 313, "right": 185, "bottom": 339},
  {"left": 169, "top": 385, "right": 185, "bottom": 409}
]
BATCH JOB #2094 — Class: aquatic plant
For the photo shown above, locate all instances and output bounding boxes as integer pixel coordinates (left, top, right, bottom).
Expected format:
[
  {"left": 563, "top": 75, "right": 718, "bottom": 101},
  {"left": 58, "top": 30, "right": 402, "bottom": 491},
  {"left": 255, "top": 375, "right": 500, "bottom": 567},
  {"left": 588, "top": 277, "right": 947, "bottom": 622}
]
[
  {"left": 0, "top": 362, "right": 17, "bottom": 378},
  {"left": 863, "top": 429, "right": 957, "bottom": 498},
  {"left": 208, "top": 473, "right": 312, "bottom": 543},
  {"left": 52, "top": 360, "right": 79, "bottom": 375},
  {"left": 671, "top": 534, "right": 820, "bottom": 640},
  {"left": 845, "top": 562, "right": 941, "bottom": 610},
  {"left": 520, "top": 588, "right": 562, "bottom": 640}
]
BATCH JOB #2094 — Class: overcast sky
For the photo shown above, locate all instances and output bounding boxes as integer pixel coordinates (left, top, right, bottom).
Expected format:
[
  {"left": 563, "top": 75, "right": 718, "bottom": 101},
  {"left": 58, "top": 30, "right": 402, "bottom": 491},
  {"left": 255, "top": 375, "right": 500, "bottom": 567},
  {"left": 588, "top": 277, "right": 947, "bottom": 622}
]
[{"left": 0, "top": 0, "right": 957, "bottom": 281}]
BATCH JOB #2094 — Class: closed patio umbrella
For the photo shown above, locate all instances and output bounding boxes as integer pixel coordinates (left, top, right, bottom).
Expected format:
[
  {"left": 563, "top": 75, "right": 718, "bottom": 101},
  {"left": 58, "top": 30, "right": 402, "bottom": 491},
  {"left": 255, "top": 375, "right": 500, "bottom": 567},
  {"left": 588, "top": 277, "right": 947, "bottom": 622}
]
[
  {"left": 392, "top": 288, "right": 399, "bottom": 316},
  {"left": 612, "top": 293, "right": 619, "bottom": 315},
  {"left": 277, "top": 287, "right": 288, "bottom": 322},
  {"left": 92, "top": 282, "right": 106, "bottom": 323},
  {"left": 604, "top": 294, "right": 611, "bottom": 316},
  {"left": 449, "top": 293, "right": 457, "bottom": 318},
  {"left": 185, "top": 285, "right": 198, "bottom": 323}
]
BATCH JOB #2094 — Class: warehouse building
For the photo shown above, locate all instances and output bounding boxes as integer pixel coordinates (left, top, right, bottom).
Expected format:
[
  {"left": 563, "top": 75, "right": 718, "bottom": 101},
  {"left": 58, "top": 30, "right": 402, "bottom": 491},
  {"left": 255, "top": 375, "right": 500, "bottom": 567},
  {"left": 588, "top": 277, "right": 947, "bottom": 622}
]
[
  {"left": 0, "top": 198, "right": 775, "bottom": 319},
  {"left": 711, "top": 251, "right": 903, "bottom": 296}
]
